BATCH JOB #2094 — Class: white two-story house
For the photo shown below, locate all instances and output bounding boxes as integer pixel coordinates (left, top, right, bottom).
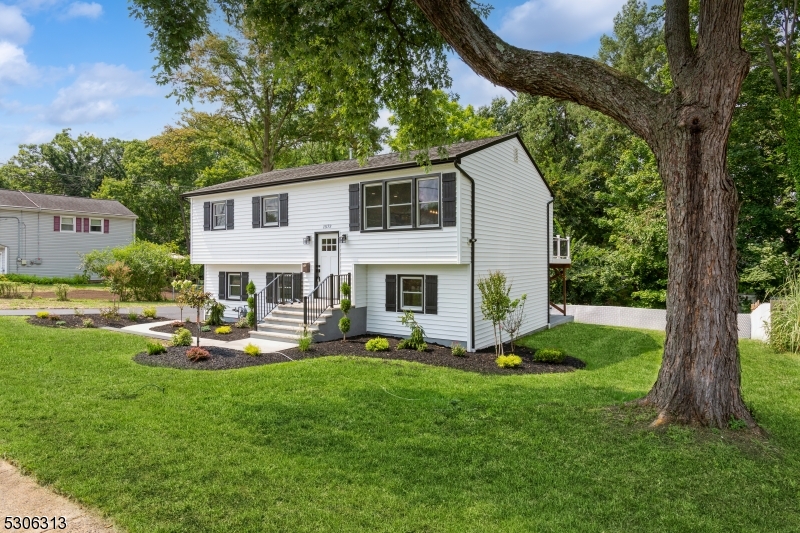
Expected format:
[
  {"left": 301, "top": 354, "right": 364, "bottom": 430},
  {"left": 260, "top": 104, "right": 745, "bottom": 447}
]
[{"left": 184, "top": 133, "right": 568, "bottom": 351}]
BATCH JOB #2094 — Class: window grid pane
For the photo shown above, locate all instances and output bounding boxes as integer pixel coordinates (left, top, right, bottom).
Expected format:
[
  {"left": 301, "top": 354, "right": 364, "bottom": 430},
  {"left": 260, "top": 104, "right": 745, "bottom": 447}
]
[
  {"left": 401, "top": 277, "right": 423, "bottom": 310},
  {"left": 388, "top": 181, "right": 412, "bottom": 228},
  {"left": 61, "top": 217, "right": 74, "bottom": 231},
  {"left": 263, "top": 196, "right": 279, "bottom": 226},
  {"left": 417, "top": 178, "right": 439, "bottom": 226},
  {"left": 228, "top": 274, "right": 241, "bottom": 298},
  {"left": 90, "top": 218, "right": 102, "bottom": 232},
  {"left": 213, "top": 202, "right": 226, "bottom": 229},
  {"left": 364, "top": 184, "right": 383, "bottom": 229}
]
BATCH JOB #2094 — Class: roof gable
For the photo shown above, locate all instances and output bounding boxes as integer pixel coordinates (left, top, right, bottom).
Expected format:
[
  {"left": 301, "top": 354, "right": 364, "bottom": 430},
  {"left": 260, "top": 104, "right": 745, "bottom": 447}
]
[{"left": 0, "top": 189, "right": 137, "bottom": 217}]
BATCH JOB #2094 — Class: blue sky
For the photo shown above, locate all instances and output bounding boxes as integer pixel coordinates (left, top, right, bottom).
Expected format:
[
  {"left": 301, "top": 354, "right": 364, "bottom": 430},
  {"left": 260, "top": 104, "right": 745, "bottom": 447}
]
[{"left": 0, "top": 0, "right": 636, "bottom": 162}]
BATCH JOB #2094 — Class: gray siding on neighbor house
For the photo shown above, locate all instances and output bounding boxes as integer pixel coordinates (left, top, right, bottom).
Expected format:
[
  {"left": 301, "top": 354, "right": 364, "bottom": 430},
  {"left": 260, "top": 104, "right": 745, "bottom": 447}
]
[{"left": 0, "top": 207, "right": 136, "bottom": 278}]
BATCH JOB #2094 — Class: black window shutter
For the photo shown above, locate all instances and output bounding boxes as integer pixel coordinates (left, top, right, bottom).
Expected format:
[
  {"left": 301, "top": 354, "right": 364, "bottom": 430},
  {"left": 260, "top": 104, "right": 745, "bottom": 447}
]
[
  {"left": 203, "top": 202, "right": 211, "bottom": 231},
  {"left": 218, "top": 271, "right": 226, "bottom": 299},
  {"left": 385, "top": 275, "right": 397, "bottom": 312},
  {"left": 293, "top": 273, "right": 303, "bottom": 301},
  {"left": 266, "top": 272, "right": 276, "bottom": 303},
  {"left": 425, "top": 275, "right": 438, "bottom": 315},
  {"left": 241, "top": 272, "right": 249, "bottom": 301},
  {"left": 226, "top": 199, "right": 234, "bottom": 229},
  {"left": 279, "top": 193, "right": 288, "bottom": 226},
  {"left": 442, "top": 173, "right": 456, "bottom": 227},
  {"left": 252, "top": 197, "right": 261, "bottom": 228},
  {"left": 349, "top": 183, "right": 360, "bottom": 231}
]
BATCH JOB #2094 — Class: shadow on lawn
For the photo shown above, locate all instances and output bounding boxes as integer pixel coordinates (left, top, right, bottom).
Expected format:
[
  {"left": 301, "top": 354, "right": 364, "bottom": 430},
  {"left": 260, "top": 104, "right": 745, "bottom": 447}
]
[{"left": 520, "top": 322, "right": 663, "bottom": 370}]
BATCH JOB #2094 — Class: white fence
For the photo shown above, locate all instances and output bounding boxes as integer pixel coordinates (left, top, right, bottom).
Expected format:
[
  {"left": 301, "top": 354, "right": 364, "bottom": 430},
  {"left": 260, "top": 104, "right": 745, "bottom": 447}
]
[{"left": 563, "top": 303, "right": 771, "bottom": 341}]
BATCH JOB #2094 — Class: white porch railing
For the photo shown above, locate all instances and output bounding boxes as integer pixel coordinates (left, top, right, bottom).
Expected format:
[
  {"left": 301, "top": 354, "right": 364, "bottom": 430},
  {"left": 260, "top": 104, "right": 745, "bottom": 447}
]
[{"left": 551, "top": 235, "right": 571, "bottom": 264}]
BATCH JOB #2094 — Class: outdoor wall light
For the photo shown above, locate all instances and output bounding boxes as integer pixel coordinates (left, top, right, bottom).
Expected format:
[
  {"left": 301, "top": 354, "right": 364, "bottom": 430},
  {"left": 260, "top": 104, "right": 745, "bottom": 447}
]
[
  {"left": 303, "top": 236, "right": 311, "bottom": 245},
  {"left": 340, "top": 234, "right": 347, "bottom": 244}
]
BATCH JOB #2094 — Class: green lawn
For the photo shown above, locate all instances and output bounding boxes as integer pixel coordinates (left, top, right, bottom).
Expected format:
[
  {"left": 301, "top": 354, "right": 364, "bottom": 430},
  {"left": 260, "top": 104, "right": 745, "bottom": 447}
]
[{"left": 1, "top": 317, "right": 799, "bottom": 532}]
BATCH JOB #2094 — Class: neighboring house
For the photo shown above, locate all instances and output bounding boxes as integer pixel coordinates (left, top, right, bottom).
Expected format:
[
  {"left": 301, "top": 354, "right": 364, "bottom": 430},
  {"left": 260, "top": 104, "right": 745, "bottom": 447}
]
[
  {"left": 0, "top": 189, "right": 137, "bottom": 278},
  {"left": 184, "top": 133, "right": 569, "bottom": 351}
]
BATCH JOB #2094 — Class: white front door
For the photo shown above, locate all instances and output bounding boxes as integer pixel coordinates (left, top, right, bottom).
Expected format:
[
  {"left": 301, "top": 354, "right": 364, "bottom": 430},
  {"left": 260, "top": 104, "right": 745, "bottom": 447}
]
[{"left": 317, "top": 233, "right": 339, "bottom": 284}]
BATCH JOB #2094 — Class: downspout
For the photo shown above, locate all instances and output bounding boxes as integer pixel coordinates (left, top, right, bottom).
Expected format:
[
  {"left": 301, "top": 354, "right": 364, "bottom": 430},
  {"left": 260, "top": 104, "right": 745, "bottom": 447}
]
[
  {"left": 453, "top": 160, "right": 476, "bottom": 351},
  {"left": 546, "top": 198, "right": 554, "bottom": 327}
]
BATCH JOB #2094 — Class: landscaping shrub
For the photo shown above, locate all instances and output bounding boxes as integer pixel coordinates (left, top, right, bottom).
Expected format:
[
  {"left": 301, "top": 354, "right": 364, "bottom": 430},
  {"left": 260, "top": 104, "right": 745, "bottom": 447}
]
[
  {"left": 48, "top": 314, "right": 61, "bottom": 321},
  {"left": 83, "top": 318, "right": 95, "bottom": 328},
  {"left": 54, "top": 320, "right": 66, "bottom": 327},
  {"left": 298, "top": 329, "right": 313, "bottom": 352},
  {"left": 246, "top": 281, "right": 256, "bottom": 327},
  {"left": 26, "top": 283, "right": 35, "bottom": 299},
  {"left": 365, "top": 337, "right": 390, "bottom": 352},
  {"left": 4, "top": 273, "right": 88, "bottom": 285},
  {"left": 534, "top": 348, "right": 566, "bottom": 364},
  {"left": 206, "top": 300, "right": 226, "bottom": 326},
  {"left": 170, "top": 320, "right": 184, "bottom": 327},
  {"left": 234, "top": 318, "right": 249, "bottom": 328},
  {"left": 36, "top": 311, "right": 50, "bottom": 319},
  {"left": 338, "top": 282, "right": 352, "bottom": 340},
  {"left": 338, "top": 316, "right": 351, "bottom": 339},
  {"left": 496, "top": 354, "right": 523, "bottom": 368},
  {"left": 0, "top": 281, "right": 21, "bottom": 299},
  {"left": 243, "top": 343, "right": 260, "bottom": 356},
  {"left": 127, "top": 312, "right": 139, "bottom": 321},
  {"left": 201, "top": 325, "right": 211, "bottom": 332},
  {"left": 73, "top": 308, "right": 84, "bottom": 317},
  {"left": 451, "top": 343, "right": 467, "bottom": 357},
  {"left": 99, "top": 305, "right": 120, "bottom": 319},
  {"left": 768, "top": 271, "right": 800, "bottom": 352},
  {"left": 172, "top": 328, "right": 193, "bottom": 346},
  {"left": 215, "top": 326, "right": 232, "bottom": 335},
  {"left": 186, "top": 347, "right": 210, "bottom": 361},
  {"left": 146, "top": 340, "right": 167, "bottom": 355},
  {"left": 142, "top": 307, "right": 157, "bottom": 319},
  {"left": 398, "top": 311, "right": 426, "bottom": 350},
  {"left": 50, "top": 288, "right": 68, "bottom": 303}
]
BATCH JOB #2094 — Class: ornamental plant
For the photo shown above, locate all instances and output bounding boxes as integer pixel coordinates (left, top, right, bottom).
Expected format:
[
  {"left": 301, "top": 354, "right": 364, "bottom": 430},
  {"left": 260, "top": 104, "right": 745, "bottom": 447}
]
[
  {"left": 298, "top": 326, "right": 313, "bottom": 351},
  {"left": 186, "top": 347, "right": 210, "bottom": 362},
  {"left": 215, "top": 325, "right": 232, "bottom": 335},
  {"left": 36, "top": 311, "right": 49, "bottom": 319},
  {"left": 83, "top": 318, "right": 95, "bottom": 328},
  {"left": 206, "top": 300, "right": 226, "bottom": 326},
  {"left": 338, "top": 281, "right": 352, "bottom": 341},
  {"left": 496, "top": 354, "right": 523, "bottom": 368},
  {"left": 398, "top": 311, "right": 426, "bottom": 351},
  {"left": 54, "top": 283, "right": 70, "bottom": 301},
  {"left": 171, "top": 279, "right": 193, "bottom": 321},
  {"left": 182, "top": 286, "right": 212, "bottom": 347},
  {"left": 502, "top": 293, "right": 527, "bottom": 353},
  {"left": 365, "top": 336, "right": 390, "bottom": 352},
  {"left": 478, "top": 271, "right": 511, "bottom": 356},
  {"left": 142, "top": 307, "right": 158, "bottom": 318},
  {"left": 246, "top": 280, "right": 256, "bottom": 327},
  {"left": 534, "top": 348, "right": 566, "bottom": 364},
  {"left": 243, "top": 343, "right": 260, "bottom": 356},
  {"left": 172, "top": 327, "right": 193, "bottom": 346},
  {"left": 146, "top": 340, "right": 167, "bottom": 355},
  {"left": 105, "top": 261, "right": 131, "bottom": 302},
  {"left": 451, "top": 343, "right": 467, "bottom": 357}
]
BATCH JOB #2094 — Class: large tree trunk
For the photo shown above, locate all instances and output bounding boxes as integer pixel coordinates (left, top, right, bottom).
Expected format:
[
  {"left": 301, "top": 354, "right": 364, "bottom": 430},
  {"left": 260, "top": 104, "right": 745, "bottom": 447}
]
[{"left": 411, "top": 0, "right": 756, "bottom": 427}]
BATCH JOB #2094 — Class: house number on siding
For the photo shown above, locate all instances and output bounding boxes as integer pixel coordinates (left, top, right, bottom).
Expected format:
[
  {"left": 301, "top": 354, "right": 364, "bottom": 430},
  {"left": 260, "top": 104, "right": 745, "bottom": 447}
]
[{"left": 322, "top": 224, "right": 332, "bottom": 229}]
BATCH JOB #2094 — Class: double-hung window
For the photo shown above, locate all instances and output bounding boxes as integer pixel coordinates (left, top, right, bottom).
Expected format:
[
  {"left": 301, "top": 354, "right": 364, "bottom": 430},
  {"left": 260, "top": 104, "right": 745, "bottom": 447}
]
[
  {"left": 387, "top": 180, "right": 413, "bottom": 228},
  {"left": 90, "top": 218, "right": 102, "bottom": 233},
  {"left": 212, "top": 201, "right": 227, "bottom": 230},
  {"left": 400, "top": 276, "right": 424, "bottom": 311},
  {"left": 60, "top": 216, "right": 74, "bottom": 232},
  {"left": 262, "top": 195, "right": 279, "bottom": 227},
  {"left": 227, "top": 273, "right": 242, "bottom": 300},
  {"left": 363, "top": 183, "right": 383, "bottom": 230},
  {"left": 417, "top": 177, "right": 439, "bottom": 227}
]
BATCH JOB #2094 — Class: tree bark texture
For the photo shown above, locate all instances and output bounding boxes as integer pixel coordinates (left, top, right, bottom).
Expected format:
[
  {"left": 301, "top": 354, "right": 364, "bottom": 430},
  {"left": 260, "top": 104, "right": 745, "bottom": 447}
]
[{"left": 413, "top": 0, "right": 755, "bottom": 426}]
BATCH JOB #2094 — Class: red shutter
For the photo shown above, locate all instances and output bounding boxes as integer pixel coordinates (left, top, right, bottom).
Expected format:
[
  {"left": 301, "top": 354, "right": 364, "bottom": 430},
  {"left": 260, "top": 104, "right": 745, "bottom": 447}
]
[
  {"left": 54, "top": 216, "right": 60, "bottom": 232},
  {"left": 84, "top": 218, "right": 89, "bottom": 233},
  {"left": 76, "top": 217, "right": 82, "bottom": 232},
  {"left": 103, "top": 219, "right": 109, "bottom": 233}
]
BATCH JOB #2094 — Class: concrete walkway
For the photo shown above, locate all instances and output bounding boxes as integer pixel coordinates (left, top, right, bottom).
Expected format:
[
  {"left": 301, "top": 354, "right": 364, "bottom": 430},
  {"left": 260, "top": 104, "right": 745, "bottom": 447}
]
[
  {"left": 0, "top": 460, "right": 116, "bottom": 532},
  {"left": 119, "top": 320, "right": 296, "bottom": 353}
]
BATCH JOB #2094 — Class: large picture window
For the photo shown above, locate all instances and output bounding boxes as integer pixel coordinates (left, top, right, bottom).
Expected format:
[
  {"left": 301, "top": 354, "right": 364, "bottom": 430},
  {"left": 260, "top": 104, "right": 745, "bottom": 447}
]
[
  {"left": 364, "top": 183, "right": 383, "bottom": 230},
  {"left": 227, "top": 273, "right": 242, "bottom": 300},
  {"left": 212, "top": 201, "right": 227, "bottom": 230},
  {"left": 60, "top": 216, "right": 74, "bottom": 232},
  {"left": 400, "top": 276, "right": 423, "bottom": 311},
  {"left": 387, "top": 180, "right": 412, "bottom": 228},
  {"left": 262, "top": 195, "right": 279, "bottom": 226},
  {"left": 417, "top": 177, "right": 439, "bottom": 227}
]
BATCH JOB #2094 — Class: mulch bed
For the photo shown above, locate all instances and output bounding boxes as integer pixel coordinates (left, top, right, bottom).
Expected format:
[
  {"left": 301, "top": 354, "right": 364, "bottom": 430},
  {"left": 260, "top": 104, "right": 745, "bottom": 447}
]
[
  {"left": 27, "top": 314, "right": 166, "bottom": 329},
  {"left": 134, "top": 335, "right": 585, "bottom": 375},
  {"left": 150, "top": 322, "right": 253, "bottom": 341},
  {"left": 29, "top": 289, "right": 174, "bottom": 300}
]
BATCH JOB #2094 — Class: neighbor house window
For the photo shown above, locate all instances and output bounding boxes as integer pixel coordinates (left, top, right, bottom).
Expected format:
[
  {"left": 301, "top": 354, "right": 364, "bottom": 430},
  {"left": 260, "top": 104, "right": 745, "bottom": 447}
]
[
  {"left": 90, "top": 218, "right": 102, "bottom": 233},
  {"left": 387, "top": 180, "right": 413, "bottom": 228},
  {"left": 60, "top": 217, "right": 74, "bottom": 232},
  {"left": 227, "top": 273, "right": 242, "bottom": 300},
  {"left": 262, "top": 195, "right": 279, "bottom": 227},
  {"left": 417, "top": 177, "right": 439, "bottom": 227},
  {"left": 400, "top": 276, "right": 423, "bottom": 311},
  {"left": 212, "top": 201, "right": 227, "bottom": 230},
  {"left": 363, "top": 183, "right": 383, "bottom": 230}
]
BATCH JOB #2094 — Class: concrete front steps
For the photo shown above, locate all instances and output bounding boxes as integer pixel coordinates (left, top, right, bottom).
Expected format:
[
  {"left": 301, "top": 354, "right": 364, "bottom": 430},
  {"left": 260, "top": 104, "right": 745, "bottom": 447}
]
[{"left": 248, "top": 303, "right": 333, "bottom": 343}]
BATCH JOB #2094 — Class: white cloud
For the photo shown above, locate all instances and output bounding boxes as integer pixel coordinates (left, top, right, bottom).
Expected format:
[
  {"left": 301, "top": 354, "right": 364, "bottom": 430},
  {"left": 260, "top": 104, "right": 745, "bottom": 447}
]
[
  {"left": 47, "top": 63, "right": 157, "bottom": 124},
  {"left": 0, "top": 4, "right": 33, "bottom": 44},
  {"left": 0, "top": 41, "right": 39, "bottom": 87},
  {"left": 62, "top": 1, "right": 102, "bottom": 20},
  {"left": 499, "top": 0, "right": 624, "bottom": 50}
]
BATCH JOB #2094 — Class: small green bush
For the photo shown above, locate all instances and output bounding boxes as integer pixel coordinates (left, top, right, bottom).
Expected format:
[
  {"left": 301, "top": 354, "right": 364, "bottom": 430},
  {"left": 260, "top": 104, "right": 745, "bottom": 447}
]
[
  {"left": 340, "top": 298, "right": 352, "bottom": 314},
  {"left": 127, "top": 312, "right": 139, "bottom": 321},
  {"left": 451, "top": 343, "right": 467, "bottom": 357},
  {"left": 54, "top": 320, "right": 66, "bottom": 327},
  {"left": 398, "top": 311, "right": 426, "bottom": 350},
  {"left": 215, "top": 325, "right": 232, "bottom": 335},
  {"left": 246, "top": 310, "right": 255, "bottom": 328},
  {"left": 186, "top": 347, "right": 210, "bottom": 361},
  {"left": 54, "top": 283, "right": 69, "bottom": 301},
  {"left": 234, "top": 318, "right": 249, "bottom": 328},
  {"left": 99, "top": 305, "right": 119, "bottom": 319},
  {"left": 243, "top": 343, "right": 260, "bottom": 356},
  {"left": 142, "top": 307, "right": 157, "bottom": 319},
  {"left": 365, "top": 337, "right": 390, "bottom": 352},
  {"left": 146, "top": 340, "right": 166, "bottom": 355},
  {"left": 206, "top": 301, "right": 226, "bottom": 326},
  {"left": 338, "top": 316, "right": 351, "bottom": 336},
  {"left": 36, "top": 311, "right": 50, "bottom": 319},
  {"left": 298, "top": 329, "right": 313, "bottom": 352},
  {"left": 172, "top": 328, "right": 193, "bottom": 346},
  {"left": 340, "top": 282, "right": 351, "bottom": 297},
  {"left": 496, "top": 354, "right": 523, "bottom": 368},
  {"left": 83, "top": 318, "right": 95, "bottom": 328},
  {"left": 534, "top": 348, "right": 566, "bottom": 364},
  {"left": 0, "top": 281, "right": 21, "bottom": 299},
  {"left": 4, "top": 273, "right": 88, "bottom": 285},
  {"left": 201, "top": 325, "right": 211, "bottom": 332}
]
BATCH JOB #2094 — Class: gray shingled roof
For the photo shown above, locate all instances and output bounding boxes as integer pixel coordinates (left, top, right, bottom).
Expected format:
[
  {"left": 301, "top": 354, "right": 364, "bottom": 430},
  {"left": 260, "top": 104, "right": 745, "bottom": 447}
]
[
  {"left": 0, "top": 189, "right": 137, "bottom": 217},
  {"left": 185, "top": 133, "right": 517, "bottom": 197}
]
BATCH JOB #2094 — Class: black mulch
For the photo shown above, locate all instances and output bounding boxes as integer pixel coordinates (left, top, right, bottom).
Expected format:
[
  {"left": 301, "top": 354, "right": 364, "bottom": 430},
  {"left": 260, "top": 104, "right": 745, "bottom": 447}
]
[
  {"left": 27, "top": 314, "right": 166, "bottom": 329},
  {"left": 150, "top": 322, "right": 253, "bottom": 341},
  {"left": 134, "top": 335, "right": 585, "bottom": 374}
]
